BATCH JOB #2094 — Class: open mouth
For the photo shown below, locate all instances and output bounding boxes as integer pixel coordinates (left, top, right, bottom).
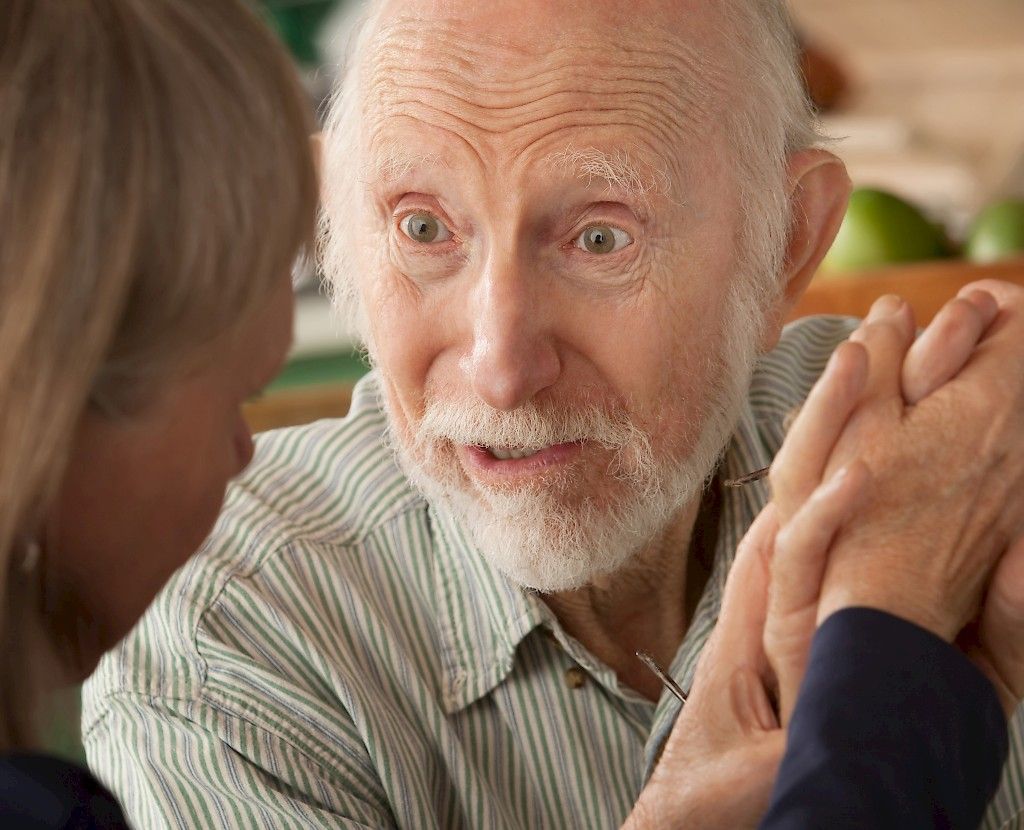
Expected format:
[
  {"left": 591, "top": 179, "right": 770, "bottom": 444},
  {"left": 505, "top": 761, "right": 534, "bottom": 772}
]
[
  {"left": 462, "top": 442, "right": 584, "bottom": 474},
  {"left": 483, "top": 446, "right": 547, "bottom": 461}
]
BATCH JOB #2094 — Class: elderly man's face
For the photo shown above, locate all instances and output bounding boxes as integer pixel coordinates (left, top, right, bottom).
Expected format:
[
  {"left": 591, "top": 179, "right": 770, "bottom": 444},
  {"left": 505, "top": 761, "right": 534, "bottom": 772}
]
[{"left": 356, "top": 0, "right": 767, "bottom": 590}]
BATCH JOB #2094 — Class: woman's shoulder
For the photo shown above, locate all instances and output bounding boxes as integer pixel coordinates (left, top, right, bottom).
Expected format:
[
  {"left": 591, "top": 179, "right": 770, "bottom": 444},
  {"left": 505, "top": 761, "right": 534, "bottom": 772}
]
[{"left": 0, "top": 753, "right": 129, "bottom": 829}]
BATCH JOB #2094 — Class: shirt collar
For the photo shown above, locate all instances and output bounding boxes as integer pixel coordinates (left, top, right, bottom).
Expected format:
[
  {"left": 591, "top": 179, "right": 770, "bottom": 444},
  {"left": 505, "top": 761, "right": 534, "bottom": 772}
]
[{"left": 431, "top": 504, "right": 551, "bottom": 713}]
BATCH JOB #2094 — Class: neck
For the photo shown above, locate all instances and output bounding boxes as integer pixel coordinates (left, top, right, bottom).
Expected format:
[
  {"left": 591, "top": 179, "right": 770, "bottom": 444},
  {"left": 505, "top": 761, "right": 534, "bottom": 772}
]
[{"left": 542, "top": 495, "right": 704, "bottom": 702}]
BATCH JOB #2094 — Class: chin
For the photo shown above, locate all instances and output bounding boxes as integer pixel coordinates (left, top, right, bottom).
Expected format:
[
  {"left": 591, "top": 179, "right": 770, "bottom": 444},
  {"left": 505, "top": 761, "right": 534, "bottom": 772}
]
[
  {"left": 469, "top": 490, "right": 685, "bottom": 592},
  {"left": 54, "top": 620, "right": 111, "bottom": 685},
  {"left": 388, "top": 348, "right": 757, "bottom": 592},
  {"left": 404, "top": 442, "right": 707, "bottom": 592}
]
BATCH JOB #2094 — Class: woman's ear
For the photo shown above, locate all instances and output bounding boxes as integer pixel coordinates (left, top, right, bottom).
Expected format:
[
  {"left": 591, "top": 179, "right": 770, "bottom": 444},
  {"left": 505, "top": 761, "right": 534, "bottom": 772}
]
[
  {"left": 760, "top": 150, "right": 852, "bottom": 352},
  {"left": 310, "top": 132, "right": 324, "bottom": 183}
]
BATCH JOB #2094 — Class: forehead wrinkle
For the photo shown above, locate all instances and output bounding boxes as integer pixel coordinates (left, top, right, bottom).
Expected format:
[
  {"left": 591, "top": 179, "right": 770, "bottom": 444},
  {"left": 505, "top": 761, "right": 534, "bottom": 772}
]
[
  {"left": 363, "top": 81, "right": 716, "bottom": 190},
  {"left": 362, "top": 19, "right": 734, "bottom": 146}
]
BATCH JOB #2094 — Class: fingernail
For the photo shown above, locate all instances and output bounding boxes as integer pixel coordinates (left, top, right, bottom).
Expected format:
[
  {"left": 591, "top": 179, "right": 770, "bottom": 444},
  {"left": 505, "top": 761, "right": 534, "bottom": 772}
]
[{"left": 867, "top": 294, "right": 903, "bottom": 322}]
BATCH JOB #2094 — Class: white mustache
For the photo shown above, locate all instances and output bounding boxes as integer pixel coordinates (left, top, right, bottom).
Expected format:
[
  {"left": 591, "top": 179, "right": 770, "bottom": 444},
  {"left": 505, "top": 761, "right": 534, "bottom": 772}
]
[{"left": 414, "top": 397, "right": 643, "bottom": 453}]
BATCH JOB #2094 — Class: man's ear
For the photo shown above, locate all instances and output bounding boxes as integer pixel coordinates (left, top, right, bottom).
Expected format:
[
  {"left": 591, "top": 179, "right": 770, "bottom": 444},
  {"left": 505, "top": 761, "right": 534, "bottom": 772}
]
[{"left": 760, "top": 150, "right": 851, "bottom": 352}]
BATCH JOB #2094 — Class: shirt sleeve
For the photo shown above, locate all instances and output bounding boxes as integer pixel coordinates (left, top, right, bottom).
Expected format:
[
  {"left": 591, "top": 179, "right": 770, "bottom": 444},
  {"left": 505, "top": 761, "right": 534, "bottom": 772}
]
[
  {"left": 760, "top": 606, "right": 1009, "bottom": 830},
  {"left": 83, "top": 693, "right": 397, "bottom": 829}
]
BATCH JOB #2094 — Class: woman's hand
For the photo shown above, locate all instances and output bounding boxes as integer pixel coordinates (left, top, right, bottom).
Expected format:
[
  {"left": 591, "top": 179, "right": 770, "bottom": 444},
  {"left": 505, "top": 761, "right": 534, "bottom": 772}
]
[
  {"left": 623, "top": 467, "right": 869, "bottom": 829},
  {"left": 624, "top": 283, "right": 1024, "bottom": 830}
]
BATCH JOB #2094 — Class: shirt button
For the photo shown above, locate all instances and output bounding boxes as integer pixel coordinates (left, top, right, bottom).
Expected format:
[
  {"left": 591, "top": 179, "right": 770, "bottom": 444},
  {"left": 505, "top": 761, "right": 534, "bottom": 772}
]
[{"left": 565, "top": 667, "right": 587, "bottom": 690}]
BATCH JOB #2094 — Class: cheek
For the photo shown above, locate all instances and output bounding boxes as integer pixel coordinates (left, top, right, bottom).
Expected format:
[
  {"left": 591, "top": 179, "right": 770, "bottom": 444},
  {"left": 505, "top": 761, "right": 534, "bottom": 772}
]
[
  {"left": 153, "top": 428, "right": 236, "bottom": 546},
  {"left": 50, "top": 426, "right": 231, "bottom": 650},
  {"left": 575, "top": 285, "right": 726, "bottom": 404},
  {"left": 363, "top": 267, "right": 453, "bottom": 424},
  {"left": 141, "top": 406, "right": 245, "bottom": 552},
  {"left": 140, "top": 422, "right": 238, "bottom": 572}
]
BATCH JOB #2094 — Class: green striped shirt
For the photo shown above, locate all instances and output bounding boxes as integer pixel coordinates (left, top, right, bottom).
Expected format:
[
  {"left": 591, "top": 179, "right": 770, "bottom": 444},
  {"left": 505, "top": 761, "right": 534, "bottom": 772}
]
[{"left": 82, "top": 316, "right": 1024, "bottom": 829}]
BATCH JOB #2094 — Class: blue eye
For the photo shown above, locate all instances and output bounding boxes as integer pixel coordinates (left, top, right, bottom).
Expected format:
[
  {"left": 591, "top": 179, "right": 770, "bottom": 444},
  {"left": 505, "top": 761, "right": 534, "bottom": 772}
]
[
  {"left": 401, "top": 212, "right": 452, "bottom": 244},
  {"left": 575, "top": 225, "right": 632, "bottom": 254}
]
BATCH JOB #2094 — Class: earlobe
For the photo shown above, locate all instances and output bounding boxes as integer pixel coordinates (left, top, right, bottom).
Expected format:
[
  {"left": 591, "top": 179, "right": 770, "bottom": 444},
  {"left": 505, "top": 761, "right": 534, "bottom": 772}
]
[
  {"left": 310, "top": 132, "right": 324, "bottom": 185},
  {"left": 759, "top": 150, "right": 852, "bottom": 352}
]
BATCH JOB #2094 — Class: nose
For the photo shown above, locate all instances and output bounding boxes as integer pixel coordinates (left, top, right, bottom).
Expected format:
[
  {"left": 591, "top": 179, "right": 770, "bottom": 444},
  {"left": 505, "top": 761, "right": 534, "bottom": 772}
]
[{"left": 466, "top": 254, "right": 561, "bottom": 410}]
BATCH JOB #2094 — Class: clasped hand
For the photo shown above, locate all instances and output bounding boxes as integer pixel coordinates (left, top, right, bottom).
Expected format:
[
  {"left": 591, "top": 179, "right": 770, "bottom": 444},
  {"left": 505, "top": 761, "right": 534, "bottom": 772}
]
[{"left": 624, "top": 280, "right": 1024, "bottom": 829}]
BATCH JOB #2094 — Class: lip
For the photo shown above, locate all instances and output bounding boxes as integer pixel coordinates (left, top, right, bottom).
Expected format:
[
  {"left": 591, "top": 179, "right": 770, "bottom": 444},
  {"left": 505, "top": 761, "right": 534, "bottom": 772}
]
[{"left": 461, "top": 441, "right": 583, "bottom": 480}]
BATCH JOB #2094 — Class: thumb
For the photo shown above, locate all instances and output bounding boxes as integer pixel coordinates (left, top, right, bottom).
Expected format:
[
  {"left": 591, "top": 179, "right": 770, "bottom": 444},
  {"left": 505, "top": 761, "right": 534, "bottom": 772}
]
[
  {"left": 765, "top": 460, "right": 872, "bottom": 725},
  {"left": 662, "top": 512, "right": 781, "bottom": 769},
  {"left": 711, "top": 504, "right": 778, "bottom": 673},
  {"left": 978, "top": 534, "right": 1024, "bottom": 715},
  {"left": 682, "top": 505, "right": 779, "bottom": 735}
]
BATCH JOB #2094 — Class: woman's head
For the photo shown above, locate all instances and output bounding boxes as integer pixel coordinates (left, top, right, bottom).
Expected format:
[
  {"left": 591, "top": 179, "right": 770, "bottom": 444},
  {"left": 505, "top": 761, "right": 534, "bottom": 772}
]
[{"left": 0, "top": 0, "right": 317, "bottom": 747}]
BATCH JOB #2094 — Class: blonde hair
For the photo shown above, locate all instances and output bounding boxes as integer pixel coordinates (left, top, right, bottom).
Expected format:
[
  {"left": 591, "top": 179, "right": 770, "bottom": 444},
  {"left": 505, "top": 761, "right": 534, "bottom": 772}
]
[{"left": 0, "top": 0, "right": 317, "bottom": 749}]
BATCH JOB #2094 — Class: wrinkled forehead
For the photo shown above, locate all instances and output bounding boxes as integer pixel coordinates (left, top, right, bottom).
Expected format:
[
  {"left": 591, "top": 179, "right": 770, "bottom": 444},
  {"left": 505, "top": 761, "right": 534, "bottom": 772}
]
[{"left": 358, "top": 0, "right": 738, "bottom": 187}]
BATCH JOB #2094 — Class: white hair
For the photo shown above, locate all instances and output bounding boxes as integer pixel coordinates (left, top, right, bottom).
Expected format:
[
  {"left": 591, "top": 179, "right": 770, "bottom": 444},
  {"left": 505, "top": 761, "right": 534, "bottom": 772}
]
[
  {"left": 317, "top": 1, "right": 377, "bottom": 336},
  {"left": 318, "top": 0, "right": 822, "bottom": 336},
  {"left": 713, "top": 1, "right": 824, "bottom": 337}
]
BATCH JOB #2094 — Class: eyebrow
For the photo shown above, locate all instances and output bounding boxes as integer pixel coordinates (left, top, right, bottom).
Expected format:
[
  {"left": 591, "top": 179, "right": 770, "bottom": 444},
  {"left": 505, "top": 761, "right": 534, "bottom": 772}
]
[
  {"left": 541, "top": 145, "right": 671, "bottom": 207},
  {"left": 362, "top": 141, "right": 448, "bottom": 187},
  {"left": 362, "top": 141, "right": 671, "bottom": 207}
]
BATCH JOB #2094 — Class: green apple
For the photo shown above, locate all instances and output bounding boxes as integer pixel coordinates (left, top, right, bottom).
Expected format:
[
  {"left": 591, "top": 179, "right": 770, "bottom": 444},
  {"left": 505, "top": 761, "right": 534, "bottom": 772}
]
[
  {"left": 820, "top": 188, "right": 950, "bottom": 276},
  {"left": 964, "top": 199, "right": 1024, "bottom": 264}
]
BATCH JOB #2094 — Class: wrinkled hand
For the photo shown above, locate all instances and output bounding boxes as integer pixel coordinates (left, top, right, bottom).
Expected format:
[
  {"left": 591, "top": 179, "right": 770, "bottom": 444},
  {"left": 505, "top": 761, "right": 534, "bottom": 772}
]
[
  {"left": 770, "top": 280, "right": 1024, "bottom": 717},
  {"left": 622, "top": 469, "right": 870, "bottom": 828},
  {"left": 624, "top": 282, "right": 1024, "bottom": 830},
  {"left": 955, "top": 281, "right": 1024, "bottom": 716},
  {"left": 968, "top": 532, "right": 1024, "bottom": 715},
  {"left": 621, "top": 505, "right": 785, "bottom": 830},
  {"left": 771, "top": 284, "right": 1024, "bottom": 643}
]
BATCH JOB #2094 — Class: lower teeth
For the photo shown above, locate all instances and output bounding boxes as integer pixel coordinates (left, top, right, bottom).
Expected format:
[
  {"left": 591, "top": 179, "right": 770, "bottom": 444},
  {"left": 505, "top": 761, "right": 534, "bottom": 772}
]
[{"left": 490, "top": 447, "right": 541, "bottom": 461}]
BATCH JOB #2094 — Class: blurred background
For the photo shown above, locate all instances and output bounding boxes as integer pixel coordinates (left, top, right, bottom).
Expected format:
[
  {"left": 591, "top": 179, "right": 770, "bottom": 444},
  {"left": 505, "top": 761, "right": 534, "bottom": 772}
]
[{"left": 794, "top": 0, "right": 1024, "bottom": 223}]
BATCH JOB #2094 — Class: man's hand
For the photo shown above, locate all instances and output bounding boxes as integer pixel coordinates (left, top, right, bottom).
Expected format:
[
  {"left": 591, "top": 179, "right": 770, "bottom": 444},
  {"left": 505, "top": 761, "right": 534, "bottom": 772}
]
[
  {"left": 965, "top": 533, "right": 1024, "bottom": 716},
  {"left": 624, "top": 281, "right": 1024, "bottom": 830},
  {"left": 770, "top": 286, "right": 1024, "bottom": 642},
  {"left": 623, "top": 313, "right": 880, "bottom": 830},
  {"left": 771, "top": 281, "right": 1024, "bottom": 719}
]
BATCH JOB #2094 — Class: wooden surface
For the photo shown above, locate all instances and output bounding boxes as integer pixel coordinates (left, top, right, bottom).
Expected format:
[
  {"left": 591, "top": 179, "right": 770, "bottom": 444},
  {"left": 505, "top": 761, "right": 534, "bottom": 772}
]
[
  {"left": 791, "top": 257, "right": 1024, "bottom": 322},
  {"left": 244, "top": 382, "right": 354, "bottom": 433},
  {"left": 791, "top": 0, "right": 1024, "bottom": 81}
]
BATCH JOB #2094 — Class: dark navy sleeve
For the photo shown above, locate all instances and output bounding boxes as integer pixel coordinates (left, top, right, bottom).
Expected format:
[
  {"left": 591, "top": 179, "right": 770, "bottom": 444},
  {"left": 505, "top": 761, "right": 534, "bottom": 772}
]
[
  {"left": 760, "top": 607, "right": 1008, "bottom": 830},
  {"left": 0, "top": 754, "right": 129, "bottom": 829}
]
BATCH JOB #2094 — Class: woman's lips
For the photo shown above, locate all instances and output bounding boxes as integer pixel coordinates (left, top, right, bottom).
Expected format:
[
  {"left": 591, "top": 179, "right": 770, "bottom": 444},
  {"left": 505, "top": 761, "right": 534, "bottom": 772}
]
[{"left": 461, "top": 441, "right": 583, "bottom": 477}]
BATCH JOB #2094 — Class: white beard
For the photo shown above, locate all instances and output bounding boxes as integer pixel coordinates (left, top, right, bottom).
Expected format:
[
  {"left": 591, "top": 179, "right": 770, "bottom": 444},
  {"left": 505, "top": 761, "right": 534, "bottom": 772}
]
[{"left": 382, "top": 290, "right": 763, "bottom": 593}]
